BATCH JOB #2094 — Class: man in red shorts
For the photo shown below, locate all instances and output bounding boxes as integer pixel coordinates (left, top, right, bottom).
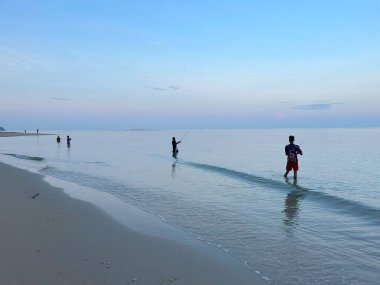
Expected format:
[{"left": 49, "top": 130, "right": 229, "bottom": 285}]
[{"left": 284, "top": 135, "right": 303, "bottom": 180}]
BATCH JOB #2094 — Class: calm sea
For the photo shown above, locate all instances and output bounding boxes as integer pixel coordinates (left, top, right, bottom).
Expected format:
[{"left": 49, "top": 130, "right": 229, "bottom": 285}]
[{"left": 1, "top": 128, "right": 379, "bottom": 285}]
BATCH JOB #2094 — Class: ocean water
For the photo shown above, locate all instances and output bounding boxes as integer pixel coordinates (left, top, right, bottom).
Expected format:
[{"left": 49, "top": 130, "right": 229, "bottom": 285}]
[{"left": 1, "top": 128, "right": 379, "bottom": 285}]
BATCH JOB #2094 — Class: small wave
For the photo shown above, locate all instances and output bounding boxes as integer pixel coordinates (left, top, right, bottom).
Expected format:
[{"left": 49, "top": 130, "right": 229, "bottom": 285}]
[
  {"left": 180, "top": 160, "right": 380, "bottom": 223},
  {"left": 84, "top": 161, "right": 106, "bottom": 165},
  {"left": 40, "top": 160, "right": 380, "bottom": 224},
  {"left": 40, "top": 167, "right": 121, "bottom": 191},
  {"left": 183, "top": 161, "right": 291, "bottom": 190},
  {"left": 3, "top": 153, "right": 44, "bottom": 161}
]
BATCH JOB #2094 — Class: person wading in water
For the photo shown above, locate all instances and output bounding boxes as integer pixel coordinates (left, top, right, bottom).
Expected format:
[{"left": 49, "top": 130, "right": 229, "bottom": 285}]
[
  {"left": 284, "top": 135, "right": 303, "bottom": 180},
  {"left": 172, "top": 137, "right": 181, "bottom": 153}
]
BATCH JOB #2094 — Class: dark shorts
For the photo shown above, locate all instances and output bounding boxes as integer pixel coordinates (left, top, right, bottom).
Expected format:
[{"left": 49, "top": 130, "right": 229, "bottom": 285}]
[{"left": 286, "top": 161, "right": 299, "bottom": 171}]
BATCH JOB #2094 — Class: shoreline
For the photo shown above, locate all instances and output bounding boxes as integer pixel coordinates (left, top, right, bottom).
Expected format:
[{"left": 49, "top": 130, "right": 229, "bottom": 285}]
[
  {"left": 0, "top": 161, "right": 265, "bottom": 285},
  {"left": 0, "top": 132, "right": 54, "bottom": 137}
]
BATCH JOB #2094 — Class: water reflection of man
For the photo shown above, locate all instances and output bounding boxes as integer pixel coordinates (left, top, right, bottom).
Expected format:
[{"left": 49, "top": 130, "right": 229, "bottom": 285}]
[
  {"left": 171, "top": 161, "right": 177, "bottom": 177},
  {"left": 283, "top": 178, "right": 305, "bottom": 226}
]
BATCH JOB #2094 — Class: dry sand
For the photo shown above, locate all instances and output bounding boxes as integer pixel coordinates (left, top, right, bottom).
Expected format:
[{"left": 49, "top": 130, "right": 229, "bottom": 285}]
[{"left": 0, "top": 161, "right": 265, "bottom": 285}]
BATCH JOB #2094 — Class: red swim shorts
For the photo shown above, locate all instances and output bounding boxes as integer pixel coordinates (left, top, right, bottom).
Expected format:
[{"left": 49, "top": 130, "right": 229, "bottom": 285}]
[{"left": 286, "top": 161, "right": 299, "bottom": 171}]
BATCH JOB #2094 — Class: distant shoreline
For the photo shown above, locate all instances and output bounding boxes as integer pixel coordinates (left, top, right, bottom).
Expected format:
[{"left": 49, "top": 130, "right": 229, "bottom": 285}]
[{"left": 0, "top": 132, "right": 54, "bottom": 137}]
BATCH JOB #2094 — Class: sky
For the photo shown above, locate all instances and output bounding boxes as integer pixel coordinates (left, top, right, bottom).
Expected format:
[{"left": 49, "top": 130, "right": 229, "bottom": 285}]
[{"left": 0, "top": 0, "right": 379, "bottom": 130}]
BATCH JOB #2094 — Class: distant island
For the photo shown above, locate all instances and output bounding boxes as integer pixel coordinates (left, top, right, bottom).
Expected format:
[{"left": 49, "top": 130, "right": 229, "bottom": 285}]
[{"left": 0, "top": 127, "right": 5, "bottom": 131}]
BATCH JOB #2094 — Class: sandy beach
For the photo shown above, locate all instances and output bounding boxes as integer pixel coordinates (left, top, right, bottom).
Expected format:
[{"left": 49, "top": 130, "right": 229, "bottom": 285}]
[
  {"left": 0, "top": 132, "right": 53, "bottom": 137},
  {"left": 0, "top": 160, "right": 264, "bottom": 285}
]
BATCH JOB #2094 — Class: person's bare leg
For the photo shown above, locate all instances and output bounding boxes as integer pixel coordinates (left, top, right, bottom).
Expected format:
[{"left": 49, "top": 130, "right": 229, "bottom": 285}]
[
  {"left": 284, "top": 170, "right": 289, "bottom": 177},
  {"left": 294, "top": 171, "right": 297, "bottom": 180}
]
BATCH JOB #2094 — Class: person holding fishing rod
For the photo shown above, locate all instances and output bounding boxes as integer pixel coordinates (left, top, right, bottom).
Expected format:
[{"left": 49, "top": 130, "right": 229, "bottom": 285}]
[
  {"left": 172, "top": 130, "right": 192, "bottom": 157},
  {"left": 172, "top": 137, "right": 181, "bottom": 153},
  {"left": 284, "top": 135, "right": 303, "bottom": 180}
]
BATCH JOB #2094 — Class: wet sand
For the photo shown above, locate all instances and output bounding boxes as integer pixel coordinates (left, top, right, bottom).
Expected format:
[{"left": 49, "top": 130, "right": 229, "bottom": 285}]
[{"left": 0, "top": 161, "right": 265, "bottom": 285}]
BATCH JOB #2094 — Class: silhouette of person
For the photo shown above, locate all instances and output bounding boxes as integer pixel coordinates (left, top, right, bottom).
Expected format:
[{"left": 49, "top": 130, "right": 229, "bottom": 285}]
[
  {"left": 37, "top": 129, "right": 39, "bottom": 134},
  {"left": 172, "top": 137, "right": 181, "bottom": 153},
  {"left": 57, "top": 136, "right": 61, "bottom": 143},
  {"left": 66, "top": 135, "right": 71, "bottom": 147},
  {"left": 284, "top": 135, "right": 303, "bottom": 180}
]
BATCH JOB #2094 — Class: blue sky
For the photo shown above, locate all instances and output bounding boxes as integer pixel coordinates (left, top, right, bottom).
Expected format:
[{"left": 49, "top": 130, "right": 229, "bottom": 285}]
[{"left": 0, "top": 0, "right": 379, "bottom": 130}]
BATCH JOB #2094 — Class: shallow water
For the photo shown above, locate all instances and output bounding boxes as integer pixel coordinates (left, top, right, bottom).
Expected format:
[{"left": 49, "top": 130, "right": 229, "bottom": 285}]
[{"left": 1, "top": 128, "right": 379, "bottom": 284}]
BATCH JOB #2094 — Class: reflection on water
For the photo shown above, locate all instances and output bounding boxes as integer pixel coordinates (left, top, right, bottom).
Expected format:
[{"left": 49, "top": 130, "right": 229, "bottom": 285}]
[
  {"left": 171, "top": 161, "right": 177, "bottom": 178},
  {"left": 171, "top": 151, "right": 179, "bottom": 177},
  {"left": 66, "top": 144, "right": 71, "bottom": 159},
  {"left": 283, "top": 178, "right": 306, "bottom": 227}
]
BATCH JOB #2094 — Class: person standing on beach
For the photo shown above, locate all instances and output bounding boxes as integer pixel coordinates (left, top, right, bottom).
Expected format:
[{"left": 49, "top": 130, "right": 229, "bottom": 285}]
[
  {"left": 67, "top": 135, "right": 71, "bottom": 146},
  {"left": 284, "top": 135, "right": 303, "bottom": 180},
  {"left": 57, "top": 136, "right": 61, "bottom": 143},
  {"left": 172, "top": 137, "right": 181, "bottom": 153}
]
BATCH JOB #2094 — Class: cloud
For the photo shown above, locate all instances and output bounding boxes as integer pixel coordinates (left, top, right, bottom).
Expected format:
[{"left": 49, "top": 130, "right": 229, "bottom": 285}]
[
  {"left": 143, "top": 85, "right": 168, "bottom": 91},
  {"left": 292, "top": 103, "right": 344, "bottom": 110},
  {"left": 143, "top": 85, "right": 180, "bottom": 91},
  {"left": 51, "top": 97, "right": 70, "bottom": 101}
]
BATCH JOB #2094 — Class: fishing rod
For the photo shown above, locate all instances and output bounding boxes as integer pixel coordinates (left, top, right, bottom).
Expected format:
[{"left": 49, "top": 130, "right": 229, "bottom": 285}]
[
  {"left": 179, "top": 129, "right": 192, "bottom": 142},
  {"left": 299, "top": 138, "right": 306, "bottom": 146}
]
